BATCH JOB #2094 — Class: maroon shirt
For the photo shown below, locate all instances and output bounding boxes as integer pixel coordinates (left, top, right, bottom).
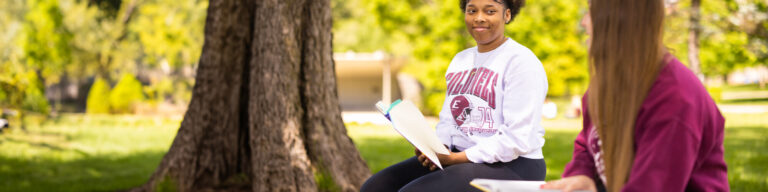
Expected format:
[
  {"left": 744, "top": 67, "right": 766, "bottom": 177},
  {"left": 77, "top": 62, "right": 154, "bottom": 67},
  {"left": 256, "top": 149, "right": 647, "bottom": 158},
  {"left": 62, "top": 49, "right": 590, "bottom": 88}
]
[{"left": 562, "top": 56, "right": 729, "bottom": 191}]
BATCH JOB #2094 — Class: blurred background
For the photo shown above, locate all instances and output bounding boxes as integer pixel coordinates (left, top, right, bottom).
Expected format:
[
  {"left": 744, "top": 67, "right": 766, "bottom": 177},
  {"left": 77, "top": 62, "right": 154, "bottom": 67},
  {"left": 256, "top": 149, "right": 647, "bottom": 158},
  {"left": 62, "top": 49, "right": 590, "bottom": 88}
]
[{"left": 0, "top": 0, "right": 766, "bottom": 191}]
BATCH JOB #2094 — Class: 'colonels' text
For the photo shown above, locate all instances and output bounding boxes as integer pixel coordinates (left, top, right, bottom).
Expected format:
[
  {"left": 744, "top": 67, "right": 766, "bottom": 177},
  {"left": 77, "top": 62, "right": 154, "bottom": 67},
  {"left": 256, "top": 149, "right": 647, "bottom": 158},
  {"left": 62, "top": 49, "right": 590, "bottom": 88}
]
[{"left": 445, "top": 67, "right": 499, "bottom": 109}]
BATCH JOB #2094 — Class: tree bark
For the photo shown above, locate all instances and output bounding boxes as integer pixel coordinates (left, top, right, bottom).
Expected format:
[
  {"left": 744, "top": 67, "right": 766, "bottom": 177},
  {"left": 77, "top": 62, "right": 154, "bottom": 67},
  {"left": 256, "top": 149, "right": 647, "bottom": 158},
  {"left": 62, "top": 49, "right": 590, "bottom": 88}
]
[
  {"left": 134, "top": 0, "right": 371, "bottom": 191},
  {"left": 689, "top": 0, "right": 703, "bottom": 82}
]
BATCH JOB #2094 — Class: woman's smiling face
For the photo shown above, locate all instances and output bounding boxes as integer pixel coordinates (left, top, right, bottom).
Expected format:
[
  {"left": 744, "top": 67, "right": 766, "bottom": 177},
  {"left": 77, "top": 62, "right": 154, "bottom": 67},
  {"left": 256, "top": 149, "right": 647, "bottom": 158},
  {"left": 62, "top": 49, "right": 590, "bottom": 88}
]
[{"left": 464, "top": 0, "right": 511, "bottom": 46}]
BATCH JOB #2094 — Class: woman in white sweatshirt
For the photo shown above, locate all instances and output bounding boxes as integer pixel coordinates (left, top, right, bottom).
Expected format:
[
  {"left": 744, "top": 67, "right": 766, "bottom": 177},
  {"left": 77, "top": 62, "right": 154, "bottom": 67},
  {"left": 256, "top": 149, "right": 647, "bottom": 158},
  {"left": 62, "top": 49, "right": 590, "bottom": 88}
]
[{"left": 361, "top": 0, "right": 547, "bottom": 191}]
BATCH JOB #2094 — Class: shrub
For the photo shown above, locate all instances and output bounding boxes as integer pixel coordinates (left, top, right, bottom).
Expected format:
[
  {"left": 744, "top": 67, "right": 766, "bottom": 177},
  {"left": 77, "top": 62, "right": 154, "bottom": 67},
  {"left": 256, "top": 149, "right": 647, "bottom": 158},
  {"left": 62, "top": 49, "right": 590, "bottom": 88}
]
[
  {"left": 86, "top": 78, "right": 111, "bottom": 114},
  {"left": 108, "top": 74, "right": 145, "bottom": 114}
]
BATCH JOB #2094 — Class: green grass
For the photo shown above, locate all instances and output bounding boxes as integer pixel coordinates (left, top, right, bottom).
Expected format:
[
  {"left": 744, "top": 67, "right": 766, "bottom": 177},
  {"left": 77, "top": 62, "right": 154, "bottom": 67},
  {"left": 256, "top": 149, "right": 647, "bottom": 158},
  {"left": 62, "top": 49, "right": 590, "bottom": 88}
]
[
  {"left": 719, "top": 84, "right": 767, "bottom": 92},
  {"left": 722, "top": 113, "right": 768, "bottom": 191},
  {"left": 0, "top": 112, "right": 766, "bottom": 191}
]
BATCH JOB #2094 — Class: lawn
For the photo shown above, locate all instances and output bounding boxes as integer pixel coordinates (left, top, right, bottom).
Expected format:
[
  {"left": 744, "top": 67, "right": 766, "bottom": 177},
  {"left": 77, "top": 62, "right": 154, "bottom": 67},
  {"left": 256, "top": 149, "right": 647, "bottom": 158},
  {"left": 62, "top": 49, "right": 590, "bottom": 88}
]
[{"left": 0, "top": 112, "right": 766, "bottom": 191}]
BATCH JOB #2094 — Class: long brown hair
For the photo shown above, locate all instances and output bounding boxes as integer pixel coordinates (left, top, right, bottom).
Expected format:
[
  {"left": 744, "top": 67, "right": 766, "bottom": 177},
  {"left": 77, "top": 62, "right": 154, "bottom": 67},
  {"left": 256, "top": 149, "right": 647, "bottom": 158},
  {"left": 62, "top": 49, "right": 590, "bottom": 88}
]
[{"left": 587, "top": 0, "right": 665, "bottom": 190}]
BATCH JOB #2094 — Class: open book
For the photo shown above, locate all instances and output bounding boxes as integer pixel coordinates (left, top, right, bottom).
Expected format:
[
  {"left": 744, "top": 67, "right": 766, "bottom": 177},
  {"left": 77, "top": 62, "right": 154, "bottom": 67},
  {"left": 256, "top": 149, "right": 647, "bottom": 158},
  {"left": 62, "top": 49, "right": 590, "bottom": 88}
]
[
  {"left": 376, "top": 100, "right": 451, "bottom": 170},
  {"left": 470, "top": 179, "right": 548, "bottom": 192},
  {"left": 470, "top": 179, "right": 591, "bottom": 192}
]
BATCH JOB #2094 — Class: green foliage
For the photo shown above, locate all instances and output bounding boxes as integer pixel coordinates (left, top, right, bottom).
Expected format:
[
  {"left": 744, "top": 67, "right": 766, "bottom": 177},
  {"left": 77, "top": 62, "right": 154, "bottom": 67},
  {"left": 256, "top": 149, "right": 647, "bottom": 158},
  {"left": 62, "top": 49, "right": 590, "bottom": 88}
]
[
  {"left": 20, "top": 0, "right": 71, "bottom": 85},
  {"left": 130, "top": 0, "right": 207, "bottom": 69},
  {"left": 0, "top": 0, "right": 26, "bottom": 61},
  {"left": 700, "top": 0, "right": 766, "bottom": 75},
  {"left": 0, "top": 0, "right": 206, "bottom": 114},
  {"left": 19, "top": 71, "right": 50, "bottom": 114},
  {"left": 86, "top": 78, "right": 111, "bottom": 114},
  {"left": 0, "top": 63, "right": 25, "bottom": 109},
  {"left": 0, "top": 61, "right": 50, "bottom": 114},
  {"left": 508, "top": 0, "right": 588, "bottom": 97},
  {"left": 665, "top": 0, "right": 767, "bottom": 76},
  {"left": 108, "top": 74, "right": 145, "bottom": 114}
]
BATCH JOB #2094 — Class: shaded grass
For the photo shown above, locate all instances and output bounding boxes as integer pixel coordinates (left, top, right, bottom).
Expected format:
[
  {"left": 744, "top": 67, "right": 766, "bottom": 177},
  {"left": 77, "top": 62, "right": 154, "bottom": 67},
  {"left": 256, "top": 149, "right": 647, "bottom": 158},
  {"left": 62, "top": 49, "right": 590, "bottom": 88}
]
[{"left": 0, "top": 150, "right": 167, "bottom": 191}]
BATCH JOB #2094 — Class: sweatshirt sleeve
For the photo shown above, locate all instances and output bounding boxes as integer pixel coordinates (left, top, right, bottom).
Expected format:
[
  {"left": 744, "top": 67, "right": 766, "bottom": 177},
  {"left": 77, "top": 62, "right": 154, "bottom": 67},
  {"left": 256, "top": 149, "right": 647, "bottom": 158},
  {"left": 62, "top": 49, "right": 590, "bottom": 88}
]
[
  {"left": 562, "top": 100, "right": 598, "bottom": 178},
  {"left": 463, "top": 67, "right": 547, "bottom": 163}
]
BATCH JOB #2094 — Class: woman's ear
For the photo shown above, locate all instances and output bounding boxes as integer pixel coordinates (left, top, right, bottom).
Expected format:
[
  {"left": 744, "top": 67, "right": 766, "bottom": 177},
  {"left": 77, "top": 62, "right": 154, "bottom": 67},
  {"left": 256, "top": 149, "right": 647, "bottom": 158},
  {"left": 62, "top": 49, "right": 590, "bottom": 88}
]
[{"left": 504, "top": 8, "right": 512, "bottom": 24}]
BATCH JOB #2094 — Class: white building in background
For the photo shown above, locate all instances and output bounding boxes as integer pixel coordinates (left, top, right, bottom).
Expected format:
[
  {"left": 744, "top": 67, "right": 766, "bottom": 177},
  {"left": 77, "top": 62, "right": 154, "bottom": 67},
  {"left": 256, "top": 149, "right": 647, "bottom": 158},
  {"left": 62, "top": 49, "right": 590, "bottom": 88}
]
[
  {"left": 334, "top": 51, "right": 419, "bottom": 112},
  {"left": 727, "top": 66, "right": 768, "bottom": 85},
  {"left": 334, "top": 51, "right": 428, "bottom": 125}
]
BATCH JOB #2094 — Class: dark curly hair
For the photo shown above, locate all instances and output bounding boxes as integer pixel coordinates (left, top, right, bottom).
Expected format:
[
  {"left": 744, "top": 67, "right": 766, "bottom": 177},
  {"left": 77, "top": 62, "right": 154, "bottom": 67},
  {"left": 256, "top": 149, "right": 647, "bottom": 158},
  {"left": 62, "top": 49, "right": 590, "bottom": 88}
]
[{"left": 459, "top": 0, "right": 525, "bottom": 24}]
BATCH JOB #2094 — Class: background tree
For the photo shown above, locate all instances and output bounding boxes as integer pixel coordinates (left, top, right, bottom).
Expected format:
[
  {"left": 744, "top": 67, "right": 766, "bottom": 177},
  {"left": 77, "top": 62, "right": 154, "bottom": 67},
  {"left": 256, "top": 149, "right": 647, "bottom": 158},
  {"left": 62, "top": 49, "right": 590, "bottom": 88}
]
[
  {"left": 135, "top": 0, "right": 370, "bottom": 191},
  {"left": 0, "top": 0, "right": 49, "bottom": 129},
  {"left": 689, "top": 0, "right": 702, "bottom": 80},
  {"left": 667, "top": 0, "right": 767, "bottom": 80}
]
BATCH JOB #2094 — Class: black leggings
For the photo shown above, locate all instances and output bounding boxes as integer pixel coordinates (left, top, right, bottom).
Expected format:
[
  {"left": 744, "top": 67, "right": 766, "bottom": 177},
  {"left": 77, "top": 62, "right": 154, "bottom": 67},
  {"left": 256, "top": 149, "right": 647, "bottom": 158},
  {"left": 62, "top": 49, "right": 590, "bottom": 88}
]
[{"left": 360, "top": 156, "right": 546, "bottom": 192}]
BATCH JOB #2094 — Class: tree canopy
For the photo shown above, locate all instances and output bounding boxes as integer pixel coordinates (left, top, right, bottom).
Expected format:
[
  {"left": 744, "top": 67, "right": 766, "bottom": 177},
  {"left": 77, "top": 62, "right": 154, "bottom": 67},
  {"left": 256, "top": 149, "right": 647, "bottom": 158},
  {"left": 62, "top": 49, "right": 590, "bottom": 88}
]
[{"left": 1, "top": 0, "right": 207, "bottom": 114}]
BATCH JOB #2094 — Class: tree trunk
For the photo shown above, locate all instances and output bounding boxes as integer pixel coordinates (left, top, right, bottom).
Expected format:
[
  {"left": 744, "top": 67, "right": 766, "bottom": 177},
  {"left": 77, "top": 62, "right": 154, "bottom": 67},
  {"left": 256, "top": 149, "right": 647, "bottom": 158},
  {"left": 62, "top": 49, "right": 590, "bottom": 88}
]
[
  {"left": 134, "top": 0, "right": 371, "bottom": 191},
  {"left": 689, "top": 0, "right": 703, "bottom": 82}
]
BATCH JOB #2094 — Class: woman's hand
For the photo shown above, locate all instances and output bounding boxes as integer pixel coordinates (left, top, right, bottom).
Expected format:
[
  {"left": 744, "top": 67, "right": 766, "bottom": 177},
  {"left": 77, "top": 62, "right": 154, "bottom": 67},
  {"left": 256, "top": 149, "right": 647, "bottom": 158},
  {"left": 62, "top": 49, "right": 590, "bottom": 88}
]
[
  {"left": 417, "top": 151, "right": 446, "bottom": 171},
  {"left": 415, "top": 147, "right": 470, "bottom": 171},
  {"left": 540, "top": 175, "right": 597, "bottom": 192}
]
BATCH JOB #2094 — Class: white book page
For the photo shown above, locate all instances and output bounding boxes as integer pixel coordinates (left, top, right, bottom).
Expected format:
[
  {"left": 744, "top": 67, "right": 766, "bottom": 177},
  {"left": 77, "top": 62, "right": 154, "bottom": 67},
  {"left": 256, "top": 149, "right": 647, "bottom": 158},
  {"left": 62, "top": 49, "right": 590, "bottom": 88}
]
[
  {"left": 386, "top": 100, "right": 450, "bottom": 169},
  {"left": 470, "top": 179, "right": 590, "bottom": 192}
]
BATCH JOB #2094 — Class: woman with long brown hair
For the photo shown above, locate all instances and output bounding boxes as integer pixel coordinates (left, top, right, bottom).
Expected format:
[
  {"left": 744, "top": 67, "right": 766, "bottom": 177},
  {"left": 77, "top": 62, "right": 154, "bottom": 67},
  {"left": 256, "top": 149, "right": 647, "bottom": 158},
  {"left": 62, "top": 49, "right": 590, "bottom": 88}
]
[{"left": 541, "top": 0, "right": 729, "bottom": 191}]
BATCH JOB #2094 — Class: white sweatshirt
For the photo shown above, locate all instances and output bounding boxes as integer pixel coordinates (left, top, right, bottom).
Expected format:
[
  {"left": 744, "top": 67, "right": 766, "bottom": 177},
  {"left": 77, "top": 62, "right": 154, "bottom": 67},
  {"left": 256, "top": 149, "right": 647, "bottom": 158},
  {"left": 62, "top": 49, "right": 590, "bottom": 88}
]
[{"left": 436, "top": 37, "right": 548, "bottom": 163}]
